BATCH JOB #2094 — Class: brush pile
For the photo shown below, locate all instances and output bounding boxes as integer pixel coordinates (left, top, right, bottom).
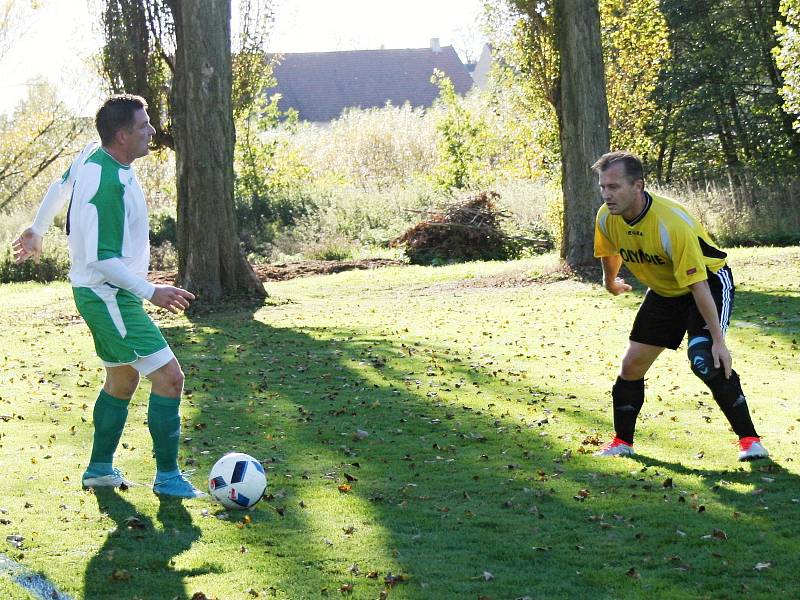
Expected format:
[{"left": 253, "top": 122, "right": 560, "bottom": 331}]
[{"left": 392, "top": 191, "right": 544, "bottom": 265}]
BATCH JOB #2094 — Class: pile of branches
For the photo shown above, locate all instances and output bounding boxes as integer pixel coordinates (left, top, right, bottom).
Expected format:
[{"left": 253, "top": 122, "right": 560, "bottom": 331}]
[{"left": 391, "top": 191, "right": 547, "bottom": 265}]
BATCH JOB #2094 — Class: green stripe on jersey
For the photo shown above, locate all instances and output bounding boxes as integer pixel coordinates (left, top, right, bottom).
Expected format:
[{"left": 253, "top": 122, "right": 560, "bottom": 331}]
[{"left": 87, "top": 150, "right": 130, "bottom": 260}]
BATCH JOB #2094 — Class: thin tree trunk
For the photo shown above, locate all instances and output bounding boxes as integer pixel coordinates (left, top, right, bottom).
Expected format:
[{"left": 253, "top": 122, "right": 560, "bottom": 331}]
[
  {"left": 168, "top": 0, "right": 265, "bottom": 303},
  {"left": 554, "top": 0, "right": 610, "bottom": 267}
]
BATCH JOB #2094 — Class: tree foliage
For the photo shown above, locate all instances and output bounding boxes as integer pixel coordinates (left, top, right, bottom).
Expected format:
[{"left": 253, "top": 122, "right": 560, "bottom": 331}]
[
  {"left": 652, "top": 0, "right": 800, "bottom": 184},
  {"left": 776, "top": 0, "right": 800, "bottom": 131},
  {"left": 0, "top": 81, "right": 88, "bottom": 212},
  {"left": 431, "top": 70, "right": 493, "bottom": 191},
  {"left": 600, "top": 0, "right": 668, "bottom": 158}
]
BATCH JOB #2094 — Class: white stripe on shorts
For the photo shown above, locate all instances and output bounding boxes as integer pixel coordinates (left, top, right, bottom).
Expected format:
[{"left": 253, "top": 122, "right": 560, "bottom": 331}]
[
  {"left": 102, "top": 346, "right": 175, "bottom": 376},
  {"left": 714, "top": 266, "right": 733, "bottom": 334}
]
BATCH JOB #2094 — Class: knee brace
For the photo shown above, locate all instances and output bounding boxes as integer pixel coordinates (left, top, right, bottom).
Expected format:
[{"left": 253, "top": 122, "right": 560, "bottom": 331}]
[
  {"left": 688, "top": 337, "right": 746, "bottom": 410},
  {"left": 688, "top": 337, "right": 720, "bottom": 383}
]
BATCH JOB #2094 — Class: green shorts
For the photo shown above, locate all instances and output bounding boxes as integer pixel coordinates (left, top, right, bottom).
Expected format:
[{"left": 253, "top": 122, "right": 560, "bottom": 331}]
[{"left": 73, "top": 286, "right": 172, "bottom": 374}]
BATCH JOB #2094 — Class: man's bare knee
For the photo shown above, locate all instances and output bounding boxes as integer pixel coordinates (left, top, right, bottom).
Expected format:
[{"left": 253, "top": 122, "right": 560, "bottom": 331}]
[
  {"left": 104, "top": 367, "right": 139, "bottom": 399},
  {"left": 149, "top": 360, "right": 185, "bottom": 398},
  {"left": 618, "top": 342, "right": 663, "bottom": 381},
  {"left": 620, "top": 357, "right": 649, "bottom": 380}
]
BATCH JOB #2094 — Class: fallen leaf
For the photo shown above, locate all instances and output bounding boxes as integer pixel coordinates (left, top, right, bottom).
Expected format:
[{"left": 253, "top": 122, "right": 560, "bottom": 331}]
[
  {"left": 384, "top": 572, "right": 409, "bottom": 586},
  {"left": 110, "top": 569, "right": 131, "bottom": 581},
  {"left": 124, "top": 516, "right": 146, "bottom": 530},
  {"left": 574, "top": 489, "right": 590, "bottom": 501}
]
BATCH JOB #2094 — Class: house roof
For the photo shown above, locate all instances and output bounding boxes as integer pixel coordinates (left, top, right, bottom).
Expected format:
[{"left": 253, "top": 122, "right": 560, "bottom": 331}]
[{"left": 266, "top": 45, "right": 474, "bottom": 122}]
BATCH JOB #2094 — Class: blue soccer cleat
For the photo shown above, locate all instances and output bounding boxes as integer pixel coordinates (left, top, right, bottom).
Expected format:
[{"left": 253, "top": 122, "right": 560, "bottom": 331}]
[{"left": 152, "top": 470, "right": 207, "bottom": 498}]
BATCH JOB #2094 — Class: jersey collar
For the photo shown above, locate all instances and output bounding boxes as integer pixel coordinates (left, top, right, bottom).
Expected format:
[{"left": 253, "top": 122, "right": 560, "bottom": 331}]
[{"left": 624, "top": 191, "right": 652, "bottom": 226}]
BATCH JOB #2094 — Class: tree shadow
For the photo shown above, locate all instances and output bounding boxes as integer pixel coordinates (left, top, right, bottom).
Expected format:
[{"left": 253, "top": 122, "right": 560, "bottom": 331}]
[
  {"left": 83, "top": 488, "right": 205, "bottom": 600},
  {"left": 731, "top": 289, "right": 800, "bottom": 345},
  {"left": 152, "top": 299, "right": 800, "bottom": 599}
]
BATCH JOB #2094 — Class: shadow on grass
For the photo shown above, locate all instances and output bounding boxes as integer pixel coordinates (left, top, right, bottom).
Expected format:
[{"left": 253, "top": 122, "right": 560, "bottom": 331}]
[
  {"left": 732, "top": 289, "right": 800, "bottom": 344},
  {"left": 132, "top": 298, "right": 799, "bottom": 600},
  {"left": 83, "top": 489, "right": 206, "bottom": 600}
]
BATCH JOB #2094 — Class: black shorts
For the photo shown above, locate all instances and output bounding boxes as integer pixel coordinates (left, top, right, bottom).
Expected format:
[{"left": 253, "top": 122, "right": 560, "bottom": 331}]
[{"left": 629, "top": 265, "right": 734, "bottom": 350}]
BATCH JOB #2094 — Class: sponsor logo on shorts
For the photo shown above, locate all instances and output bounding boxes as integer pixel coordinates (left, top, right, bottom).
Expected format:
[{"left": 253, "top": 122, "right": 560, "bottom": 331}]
[{"left": 686, "top": 267, "right": 697, "bottom": 275}]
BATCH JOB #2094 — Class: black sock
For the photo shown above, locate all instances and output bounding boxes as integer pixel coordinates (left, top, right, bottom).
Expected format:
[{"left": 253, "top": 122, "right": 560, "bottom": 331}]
[
  {"left": 612, "top": 376, "right": 645, "bottom": 445},
  {"left": 707, "top": 371, "right": 758, "bottom": 438}
]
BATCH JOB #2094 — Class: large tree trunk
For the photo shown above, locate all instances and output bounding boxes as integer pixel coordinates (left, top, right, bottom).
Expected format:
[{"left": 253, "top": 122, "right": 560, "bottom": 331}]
[
  {"left": 554, "top": 0, "right": 610, "bottom": 267},
  {"left": 168, "top": 0, "right": 266, "bottom": 303}
]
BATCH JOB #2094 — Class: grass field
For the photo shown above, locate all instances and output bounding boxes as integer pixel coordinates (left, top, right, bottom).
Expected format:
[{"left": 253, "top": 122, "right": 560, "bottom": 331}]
[{"left": 0, "top": 247, "right": 798, "bottom": 600}]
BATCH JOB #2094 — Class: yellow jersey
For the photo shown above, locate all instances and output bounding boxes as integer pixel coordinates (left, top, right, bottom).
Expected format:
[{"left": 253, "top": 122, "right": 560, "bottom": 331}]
[{"left": 594, "top": 192, "right": 727, "bottom": 297}]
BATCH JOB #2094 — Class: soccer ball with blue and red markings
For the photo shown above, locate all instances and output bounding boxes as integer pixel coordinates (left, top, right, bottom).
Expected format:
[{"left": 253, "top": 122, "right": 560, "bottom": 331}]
[{"left": 208, "top": 452, "right": 267, "bottom": 509}]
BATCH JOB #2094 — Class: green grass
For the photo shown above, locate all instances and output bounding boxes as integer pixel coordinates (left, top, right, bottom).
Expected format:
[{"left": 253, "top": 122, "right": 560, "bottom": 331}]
[{"left": 0, "top": 247, "right": 798, "bottom": 599}]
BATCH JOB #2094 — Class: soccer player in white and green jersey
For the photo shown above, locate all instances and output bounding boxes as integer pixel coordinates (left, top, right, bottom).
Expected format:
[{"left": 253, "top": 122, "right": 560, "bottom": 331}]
[
  {"left": 591, "top": 151, "right": 768, "bottom": 462},
  {"left": 12, "top": 94, "right": 205, "bottom": 497}
]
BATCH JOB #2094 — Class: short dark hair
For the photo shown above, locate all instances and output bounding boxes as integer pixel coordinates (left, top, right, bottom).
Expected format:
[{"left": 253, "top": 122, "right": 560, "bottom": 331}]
[
  {"left": 591, "top": 151, "right": 644, "bottom": 183},
  {"left": 95, "top": 94, "right": 148, "bottom": 146}
]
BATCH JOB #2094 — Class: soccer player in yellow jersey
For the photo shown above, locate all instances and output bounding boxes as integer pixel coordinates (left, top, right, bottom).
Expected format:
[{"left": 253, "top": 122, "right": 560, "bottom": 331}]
[{"left": 591, "top": 151, "right": 768, "bottom": 461}]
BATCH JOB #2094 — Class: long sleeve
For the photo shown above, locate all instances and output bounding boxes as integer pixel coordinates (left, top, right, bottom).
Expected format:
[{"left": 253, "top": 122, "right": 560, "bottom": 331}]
[{"left": 90, "top": 257, "right": 156, "bottom": 300}]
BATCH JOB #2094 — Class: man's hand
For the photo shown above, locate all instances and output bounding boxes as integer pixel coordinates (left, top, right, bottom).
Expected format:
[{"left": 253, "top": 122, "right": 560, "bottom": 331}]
[
  {"left": 605, "top": 276, "right": 632, "bottom": 296},
  {"left": 711, "top": 339, "right": 733, "bottom": 379},
  {"left": 150, "top": 285, "right": 195, "bottom": 313},
  {"left": 12, "top": 228, "right": 43, "bottom": 264}
]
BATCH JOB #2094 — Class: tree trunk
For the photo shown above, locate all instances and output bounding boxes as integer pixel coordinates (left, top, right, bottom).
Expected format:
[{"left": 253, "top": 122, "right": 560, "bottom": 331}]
[
  {"left": 168, "top": 0, "right": 265, "bottom": 303},
  {"left": 554, "top": 0, "right": 610, "bottom": 268}
]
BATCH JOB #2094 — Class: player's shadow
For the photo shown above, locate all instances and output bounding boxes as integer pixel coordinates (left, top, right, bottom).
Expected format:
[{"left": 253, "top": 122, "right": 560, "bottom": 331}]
[
  {"left": 83, "top": 489, "right": 206, "bottom": 600},
  {"left": 630, "top": 452, "right": 799, "bottom": 514}
]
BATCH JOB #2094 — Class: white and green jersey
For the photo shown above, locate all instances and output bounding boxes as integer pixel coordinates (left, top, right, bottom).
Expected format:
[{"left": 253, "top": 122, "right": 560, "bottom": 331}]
[{"left": 31, "top": 142, "right": 155, "bottom": 298}]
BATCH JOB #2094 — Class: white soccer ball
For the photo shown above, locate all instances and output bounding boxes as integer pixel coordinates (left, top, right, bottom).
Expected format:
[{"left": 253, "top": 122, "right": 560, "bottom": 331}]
[{"left": 208, "top": 452, "right": 267, "bottom": 510}]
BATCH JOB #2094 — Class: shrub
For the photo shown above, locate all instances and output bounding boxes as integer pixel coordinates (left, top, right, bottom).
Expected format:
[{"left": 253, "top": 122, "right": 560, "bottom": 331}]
[
  {"left": 149, "top": 210, "right": 177, "bottom": 247},
  {"left": 0, "top": 243, "right": 70, "bottom": 283}
]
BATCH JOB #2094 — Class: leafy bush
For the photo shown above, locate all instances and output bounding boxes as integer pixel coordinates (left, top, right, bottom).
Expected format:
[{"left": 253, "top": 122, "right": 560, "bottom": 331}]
[
  {"left": 149, "top": 209, "right": 177, "bottom": 247},
  {"left": 0, "top": 243, "right": 70, "bottom": 283}
]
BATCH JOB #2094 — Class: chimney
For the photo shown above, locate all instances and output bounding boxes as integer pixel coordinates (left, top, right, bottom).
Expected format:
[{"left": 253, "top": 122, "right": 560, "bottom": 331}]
[{"left": 430, "top": 38, "right": 441, "bottom": 53}]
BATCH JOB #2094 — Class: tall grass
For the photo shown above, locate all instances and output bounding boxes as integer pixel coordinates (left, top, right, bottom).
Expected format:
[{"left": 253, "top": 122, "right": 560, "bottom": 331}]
[{"left": 655, "top": 181, "right": 800, "bottom": 247}]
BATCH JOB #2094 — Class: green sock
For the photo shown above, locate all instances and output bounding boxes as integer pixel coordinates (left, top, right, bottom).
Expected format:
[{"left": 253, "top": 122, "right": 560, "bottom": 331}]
[
  {"left": 89, "top": 389, "right": 130, "bottom": 465},
  {"left": 148, "top": 393, "right": 181, "bottom": 473}
]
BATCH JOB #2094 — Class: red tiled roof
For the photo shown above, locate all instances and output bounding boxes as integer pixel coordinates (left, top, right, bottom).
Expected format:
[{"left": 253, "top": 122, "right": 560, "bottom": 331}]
[{"left": 266, "top": 46, "right": 473, "bottom": 122}]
